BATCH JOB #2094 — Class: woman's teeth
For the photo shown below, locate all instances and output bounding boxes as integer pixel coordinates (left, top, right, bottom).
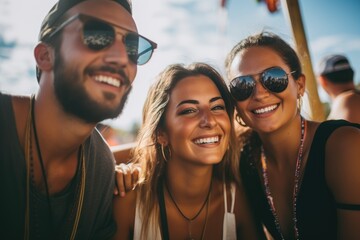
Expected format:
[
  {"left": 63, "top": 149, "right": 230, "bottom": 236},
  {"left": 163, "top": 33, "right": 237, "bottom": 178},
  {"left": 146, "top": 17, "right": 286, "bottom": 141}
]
[
  {"left": 194, "top": 136, "right": 219, "bottom": 145},
  {"left": 253, "top": 104, "right": 278, "bottom": 114}
]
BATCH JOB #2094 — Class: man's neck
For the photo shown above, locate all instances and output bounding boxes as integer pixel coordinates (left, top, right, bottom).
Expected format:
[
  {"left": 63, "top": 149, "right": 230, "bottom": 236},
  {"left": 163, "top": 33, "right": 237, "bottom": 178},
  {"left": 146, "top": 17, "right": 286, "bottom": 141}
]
[
  {"left": 333, "top": 88, "right": 354, "bottom": 99},
  {"left": 329, "top": 82, "right": 355, "bottom": 100}
]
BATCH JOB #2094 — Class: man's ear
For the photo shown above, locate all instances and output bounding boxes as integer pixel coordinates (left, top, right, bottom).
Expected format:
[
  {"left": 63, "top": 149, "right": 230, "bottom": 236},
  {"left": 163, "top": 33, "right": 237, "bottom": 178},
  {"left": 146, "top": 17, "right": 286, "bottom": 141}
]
[
  {"left": 34, "top": 42, "right": 54, "bottom": 73},
  {"left": 317, "top": 75, "right": 328, "bottom": 89}
]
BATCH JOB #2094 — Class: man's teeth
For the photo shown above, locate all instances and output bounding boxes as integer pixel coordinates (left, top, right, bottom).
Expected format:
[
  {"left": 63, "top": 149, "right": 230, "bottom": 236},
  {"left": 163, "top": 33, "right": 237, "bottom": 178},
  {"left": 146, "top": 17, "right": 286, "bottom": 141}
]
[
  {"left": 254, "top": 104, "right": 277, "bottom": 114},
  {"left": 94, "top": 75, "right": 120, "bottom": 87},
  {"left": 194, "top": 136, "right": 219, "bottom": 145}
]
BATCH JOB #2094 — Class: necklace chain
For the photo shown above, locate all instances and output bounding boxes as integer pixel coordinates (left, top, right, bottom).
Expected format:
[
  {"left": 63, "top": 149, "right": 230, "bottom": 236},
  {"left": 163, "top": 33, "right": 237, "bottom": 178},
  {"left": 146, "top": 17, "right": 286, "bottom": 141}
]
[
  {"left": 261, "top": 116, "right": 306, "bottom": 240},
  {"left": 31, "top": 97, "right": 53, "bottom": 225},
  {"left": 165, "top": 179, "right": 212, "bottom": 240},
  {"left": 24, "top": 95, "right": 86, "bottom": 240}
]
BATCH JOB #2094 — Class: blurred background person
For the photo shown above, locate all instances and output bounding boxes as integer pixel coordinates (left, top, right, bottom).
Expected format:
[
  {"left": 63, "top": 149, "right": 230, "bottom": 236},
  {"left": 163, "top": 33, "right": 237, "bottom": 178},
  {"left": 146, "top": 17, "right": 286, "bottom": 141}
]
[{"left": 317, "top": 54, "right": 360, "bottom": 123}]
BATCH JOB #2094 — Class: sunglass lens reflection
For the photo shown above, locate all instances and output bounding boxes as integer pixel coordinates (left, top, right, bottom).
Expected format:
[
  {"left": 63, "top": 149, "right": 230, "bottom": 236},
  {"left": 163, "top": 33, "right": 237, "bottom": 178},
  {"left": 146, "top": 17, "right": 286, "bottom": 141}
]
[
  {"left": 83, "top": 20, "right": 115, "bottom": 50},
  {"left": 83, "top": 20, "right": 154, "bottom": 65},
  {"left": 230, "top": 76, "right": 256, "bottom": 101},
  {"left": 262, "top": 68, "right": 288, "bottom": 93},
  {"left": 124, "top": 33, "right": 139, "bottom": 64}
]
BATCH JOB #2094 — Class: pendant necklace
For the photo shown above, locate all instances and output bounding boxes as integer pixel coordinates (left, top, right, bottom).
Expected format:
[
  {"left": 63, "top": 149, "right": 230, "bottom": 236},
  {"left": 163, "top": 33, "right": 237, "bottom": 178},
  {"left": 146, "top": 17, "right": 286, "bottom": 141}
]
[
  {"left": 261, "top": 116, "right": 306, "bottom": 240},
  {"left": 165, "top": 179, "right": 212, "bottom": 240}
]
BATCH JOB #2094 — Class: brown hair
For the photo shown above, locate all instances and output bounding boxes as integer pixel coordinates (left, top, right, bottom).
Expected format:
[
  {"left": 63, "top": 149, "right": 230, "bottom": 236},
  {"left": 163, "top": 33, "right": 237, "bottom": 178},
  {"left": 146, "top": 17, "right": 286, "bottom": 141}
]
[{"left": 225, "top": 31, "right": 302, "bottom": 81}]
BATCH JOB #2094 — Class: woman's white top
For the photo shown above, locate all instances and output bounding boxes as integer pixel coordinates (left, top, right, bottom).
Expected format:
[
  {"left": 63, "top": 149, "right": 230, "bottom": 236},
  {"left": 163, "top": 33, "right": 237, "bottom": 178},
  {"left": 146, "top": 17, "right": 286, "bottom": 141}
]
[{"left": 133, "top": 183, "right": 237, "bottom": 240}]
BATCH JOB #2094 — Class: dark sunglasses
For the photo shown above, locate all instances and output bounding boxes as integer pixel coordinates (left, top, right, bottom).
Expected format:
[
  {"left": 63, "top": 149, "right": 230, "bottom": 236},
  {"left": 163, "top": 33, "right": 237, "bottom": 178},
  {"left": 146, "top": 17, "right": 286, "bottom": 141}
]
[
  {"left": 229, "top": 67, "right": 296, "bottom": 101},
  {"left": 46, "top": 14, "right": 157, "bottom": 65}
]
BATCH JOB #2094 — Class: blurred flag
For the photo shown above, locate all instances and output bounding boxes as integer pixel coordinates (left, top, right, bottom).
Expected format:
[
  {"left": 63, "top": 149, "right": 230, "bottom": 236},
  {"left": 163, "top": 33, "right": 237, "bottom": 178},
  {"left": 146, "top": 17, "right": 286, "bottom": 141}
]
[
  {"left": 220, "top": 0, "right": 227, "bottom": 8},
  {"left": 257, "top": 0, "right": 280, "bottom": 13}
]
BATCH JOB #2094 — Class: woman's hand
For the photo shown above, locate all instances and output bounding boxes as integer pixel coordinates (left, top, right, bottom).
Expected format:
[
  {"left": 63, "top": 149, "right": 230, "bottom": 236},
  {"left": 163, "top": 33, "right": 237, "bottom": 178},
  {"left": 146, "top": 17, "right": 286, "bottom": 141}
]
[{"left": 114, "top": 163, "right": 141, "bottom": 197}]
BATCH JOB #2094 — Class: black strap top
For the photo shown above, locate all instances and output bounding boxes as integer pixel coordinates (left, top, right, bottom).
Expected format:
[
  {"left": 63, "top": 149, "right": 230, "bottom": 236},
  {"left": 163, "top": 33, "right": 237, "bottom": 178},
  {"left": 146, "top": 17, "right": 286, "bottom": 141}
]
[{"left": 240, "top": 120, "right": 360, "bottom": 239}]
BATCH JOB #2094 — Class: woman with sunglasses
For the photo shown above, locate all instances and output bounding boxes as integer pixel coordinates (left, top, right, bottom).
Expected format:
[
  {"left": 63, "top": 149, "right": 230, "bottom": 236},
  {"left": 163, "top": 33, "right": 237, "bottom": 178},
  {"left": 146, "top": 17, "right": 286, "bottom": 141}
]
[
  {"left": 112, "top": 63, "right": 265, "bottom": 240},
  {"left": 225, "top": 31, "right": 360, "bottom": 239}
]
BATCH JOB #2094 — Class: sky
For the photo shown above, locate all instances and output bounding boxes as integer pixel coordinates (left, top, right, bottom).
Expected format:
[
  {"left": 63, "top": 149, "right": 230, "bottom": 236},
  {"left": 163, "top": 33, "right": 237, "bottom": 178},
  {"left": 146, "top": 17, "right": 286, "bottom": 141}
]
[{"left": 1, "top": 0, "right": 360, "bottom": 131}]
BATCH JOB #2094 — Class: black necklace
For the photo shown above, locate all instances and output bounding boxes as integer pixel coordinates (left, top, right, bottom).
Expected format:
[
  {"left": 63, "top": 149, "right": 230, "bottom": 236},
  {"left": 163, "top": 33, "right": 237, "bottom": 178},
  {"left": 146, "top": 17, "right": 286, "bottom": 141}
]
[
  {"left": 31, "top": 96, "right": 53, "bottom": 226},
  {"left": 165, "top": 179, "right": 212, "bottom": 240},
  {"left": 25, "top": 96, "right": 86, "bottom": 240}
]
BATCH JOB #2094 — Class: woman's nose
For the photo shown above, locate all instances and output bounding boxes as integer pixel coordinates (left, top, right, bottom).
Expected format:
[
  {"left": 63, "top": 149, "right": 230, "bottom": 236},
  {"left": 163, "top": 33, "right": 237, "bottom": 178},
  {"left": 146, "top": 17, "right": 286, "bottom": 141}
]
[
  {"left": 199, "top": 110, "right": 217, "bottom": 128},
  {"left": 252, "top": 80, "right": 270, "bottom": 100}
]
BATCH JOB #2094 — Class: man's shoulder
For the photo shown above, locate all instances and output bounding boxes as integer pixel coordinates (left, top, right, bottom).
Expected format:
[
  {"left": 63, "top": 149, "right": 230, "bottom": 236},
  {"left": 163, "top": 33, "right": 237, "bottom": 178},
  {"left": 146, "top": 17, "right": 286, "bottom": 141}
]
[
  {"left": 332, "top": 90, "right": 360, "bottom": 108},
  {"left": 85, "top": 130, "right": 115, "bottom": 172},
  {"left": 0, "top": 93, "right": 31, "bottom": 116}
]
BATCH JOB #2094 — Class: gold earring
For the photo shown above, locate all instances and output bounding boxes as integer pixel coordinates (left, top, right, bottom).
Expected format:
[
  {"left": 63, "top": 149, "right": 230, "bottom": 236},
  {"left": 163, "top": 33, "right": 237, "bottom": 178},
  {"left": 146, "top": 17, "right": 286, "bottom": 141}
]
[
  {"left": 297, "top": 95, "right": 303, "bottom": 112},
  {"left": 235, "top": 114, "right": 247, "bottom": 127},
  {"left": 161, "top": 144, "right": 170, "bottom": 162}
]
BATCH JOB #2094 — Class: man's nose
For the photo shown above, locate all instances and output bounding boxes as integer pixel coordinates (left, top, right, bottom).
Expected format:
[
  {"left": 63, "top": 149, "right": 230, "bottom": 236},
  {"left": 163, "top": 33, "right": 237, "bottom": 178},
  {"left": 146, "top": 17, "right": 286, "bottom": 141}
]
[{"left": 103, "top": 38, "right": 131, "bottom": 66}]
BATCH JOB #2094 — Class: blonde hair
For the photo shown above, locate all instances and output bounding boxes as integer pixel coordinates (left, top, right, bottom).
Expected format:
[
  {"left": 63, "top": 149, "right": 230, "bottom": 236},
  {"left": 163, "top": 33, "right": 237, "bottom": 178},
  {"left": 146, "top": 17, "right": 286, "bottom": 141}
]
[{"left": 131, "top": 62, "right": 241, "bottom": 237}]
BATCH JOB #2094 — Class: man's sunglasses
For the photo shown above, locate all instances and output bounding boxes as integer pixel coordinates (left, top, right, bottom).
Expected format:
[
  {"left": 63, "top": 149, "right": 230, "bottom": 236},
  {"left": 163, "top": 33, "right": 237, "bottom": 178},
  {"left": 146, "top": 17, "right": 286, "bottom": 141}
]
[
  {"left": 229, "top": 67, "right": 296, "bottom": 101},
  {"left": 46, "top": 14, "right": 157, "bottom": 65}
]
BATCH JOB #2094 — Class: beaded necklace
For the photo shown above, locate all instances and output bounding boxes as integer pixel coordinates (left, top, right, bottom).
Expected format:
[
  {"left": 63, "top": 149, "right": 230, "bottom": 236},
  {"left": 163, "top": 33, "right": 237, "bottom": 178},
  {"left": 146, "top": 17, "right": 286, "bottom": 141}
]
[
  {"left": 24, "top": 95, "right": 86, "bottom": 240},
  {"left": 260, "top": 116, "right": 306, "bottom": 240}
]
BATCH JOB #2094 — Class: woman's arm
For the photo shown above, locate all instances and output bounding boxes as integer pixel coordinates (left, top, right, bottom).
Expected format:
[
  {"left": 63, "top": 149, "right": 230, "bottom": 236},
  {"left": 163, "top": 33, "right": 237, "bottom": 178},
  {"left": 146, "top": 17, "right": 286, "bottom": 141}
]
[
  {"left": 112, "top": 188, "right": 137, "bottom": 240},
  {"left": 325, "top": 126, "right": 360, "bottom": 239}
]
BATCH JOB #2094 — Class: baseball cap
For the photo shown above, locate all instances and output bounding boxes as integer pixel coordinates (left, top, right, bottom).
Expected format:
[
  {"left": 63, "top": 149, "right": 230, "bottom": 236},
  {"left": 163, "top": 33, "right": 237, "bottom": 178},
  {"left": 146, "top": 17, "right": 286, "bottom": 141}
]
[
  {"left": 39, "top": 0, "right": 132, "bottom": 41},
  {"left": 36, "top": 0, "right": 132, "bottom": 81},
  {"left": 318, "top": 54, "right": 353, "bottom": 75}
]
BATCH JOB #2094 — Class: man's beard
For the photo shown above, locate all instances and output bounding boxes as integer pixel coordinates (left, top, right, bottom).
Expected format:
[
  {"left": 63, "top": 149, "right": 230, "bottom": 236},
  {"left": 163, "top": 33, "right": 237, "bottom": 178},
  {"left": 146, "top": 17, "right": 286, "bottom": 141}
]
[{"left": 53, "top": 54, "right": 132, "bottom": 124}]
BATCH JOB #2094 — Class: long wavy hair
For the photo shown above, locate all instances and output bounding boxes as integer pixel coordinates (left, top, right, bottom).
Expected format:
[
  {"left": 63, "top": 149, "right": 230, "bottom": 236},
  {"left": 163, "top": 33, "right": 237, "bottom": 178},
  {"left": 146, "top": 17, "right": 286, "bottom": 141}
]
[{"left": 131, "top": 62, "right": 240, "bottom": 237}]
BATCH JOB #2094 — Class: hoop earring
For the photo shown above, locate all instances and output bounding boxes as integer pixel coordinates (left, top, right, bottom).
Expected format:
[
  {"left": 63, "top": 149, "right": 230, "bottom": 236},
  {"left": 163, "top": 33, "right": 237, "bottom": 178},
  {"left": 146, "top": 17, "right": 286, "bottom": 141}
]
[
  {"left": 297, "top": 95, "right": 303, "bottom": 113},
  {"left": 235, "top": 114, "right": 247, "bottom": 127},
  {"left": 161, "top": 144, "right": 171, "bottom": 162}
]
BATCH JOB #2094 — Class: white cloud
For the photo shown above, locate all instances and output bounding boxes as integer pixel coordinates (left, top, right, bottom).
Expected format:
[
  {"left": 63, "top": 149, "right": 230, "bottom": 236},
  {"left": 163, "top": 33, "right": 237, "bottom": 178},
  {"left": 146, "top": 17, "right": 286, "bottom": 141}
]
[{"left": 311, "top": 34, "right": 360, "bottom": 54}]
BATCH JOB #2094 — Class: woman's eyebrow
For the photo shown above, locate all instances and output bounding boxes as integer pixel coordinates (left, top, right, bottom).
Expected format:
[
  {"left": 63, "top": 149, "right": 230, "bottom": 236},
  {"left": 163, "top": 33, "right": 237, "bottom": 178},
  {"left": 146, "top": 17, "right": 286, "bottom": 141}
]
[
  {"left": 176, "top": 96, "right": 223, "bottom": 108},
  {"left": 176, "top": 99, "right": 199, "bottom": 108},
  {"left": 210, "top": 96, "right": 223, "bottom": 103}
]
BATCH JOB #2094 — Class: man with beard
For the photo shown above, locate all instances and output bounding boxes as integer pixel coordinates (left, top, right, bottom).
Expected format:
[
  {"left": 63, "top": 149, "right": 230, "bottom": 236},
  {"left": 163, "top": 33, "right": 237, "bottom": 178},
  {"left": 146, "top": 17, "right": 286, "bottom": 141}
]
[{"left": 0, "top": 0, "right": 157, "bottom": 239}]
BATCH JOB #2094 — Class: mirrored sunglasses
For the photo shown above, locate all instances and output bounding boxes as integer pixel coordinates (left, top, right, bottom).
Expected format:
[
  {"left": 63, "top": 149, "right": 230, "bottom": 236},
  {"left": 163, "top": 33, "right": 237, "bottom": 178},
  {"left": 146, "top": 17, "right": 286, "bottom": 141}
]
[
  {"left": 229, "top": 67, "right": 296, "bottom": 101},
  {"left": 47, "top": 14, "right": 157, "bottom": 65}
]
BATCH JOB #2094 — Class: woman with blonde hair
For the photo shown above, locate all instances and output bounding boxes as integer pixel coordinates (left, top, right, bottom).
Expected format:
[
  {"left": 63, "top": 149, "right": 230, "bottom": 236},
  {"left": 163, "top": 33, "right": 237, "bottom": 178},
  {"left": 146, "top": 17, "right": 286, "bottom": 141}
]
[{"left": 112, "top": 63, "right": 264, "bottom": 239}]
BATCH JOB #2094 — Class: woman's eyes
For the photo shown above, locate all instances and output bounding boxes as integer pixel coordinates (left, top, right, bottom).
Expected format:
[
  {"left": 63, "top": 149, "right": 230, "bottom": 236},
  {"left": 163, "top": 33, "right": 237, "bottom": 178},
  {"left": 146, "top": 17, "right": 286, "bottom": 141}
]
[
  {"left": 178, "top": 104, "right": 226, "bottom": 115},
  {"left": 211, "top": 104, "right": 226, "bottom": 111},
  {"left": 178, "top": 108, "right": 197, "bottom": 115}
]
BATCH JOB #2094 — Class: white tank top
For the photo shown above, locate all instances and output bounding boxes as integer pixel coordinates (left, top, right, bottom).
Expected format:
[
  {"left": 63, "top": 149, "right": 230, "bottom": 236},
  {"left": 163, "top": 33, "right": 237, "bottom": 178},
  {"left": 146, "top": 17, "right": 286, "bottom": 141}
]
[{"left": 133, "top": 183, "right": 237, "bottom": 240}]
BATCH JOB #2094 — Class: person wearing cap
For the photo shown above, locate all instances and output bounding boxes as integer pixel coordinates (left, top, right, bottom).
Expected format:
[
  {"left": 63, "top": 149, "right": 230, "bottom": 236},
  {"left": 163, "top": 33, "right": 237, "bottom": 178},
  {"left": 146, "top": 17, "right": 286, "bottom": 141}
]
[
  {"left": 317, "top": 54, "right": 360, "bottom": 123},
  {"left": 0, "top": 0, "right": 157, "bottom": 239}
]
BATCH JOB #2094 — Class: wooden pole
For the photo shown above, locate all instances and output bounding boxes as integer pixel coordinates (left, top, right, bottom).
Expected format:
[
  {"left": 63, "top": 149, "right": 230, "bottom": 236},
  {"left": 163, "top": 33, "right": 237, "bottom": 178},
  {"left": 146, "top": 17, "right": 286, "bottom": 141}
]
[{"left": 280, "top": 0, "right": 325, "bottom": 121}]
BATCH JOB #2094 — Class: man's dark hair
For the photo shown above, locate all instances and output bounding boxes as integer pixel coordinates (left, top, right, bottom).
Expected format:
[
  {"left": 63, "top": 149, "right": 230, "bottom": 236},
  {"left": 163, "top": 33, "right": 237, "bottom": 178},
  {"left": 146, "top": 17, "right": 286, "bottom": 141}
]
[{"left": 323, "top": 69, "right": 354, "bottom": 84}]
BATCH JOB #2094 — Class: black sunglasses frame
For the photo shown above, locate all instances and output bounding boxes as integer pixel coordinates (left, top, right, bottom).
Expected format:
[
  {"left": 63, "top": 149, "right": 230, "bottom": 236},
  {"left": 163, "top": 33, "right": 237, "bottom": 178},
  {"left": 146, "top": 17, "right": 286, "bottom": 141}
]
[
  {"left": 229, "top": 67, "right": 296, "bottom": 101},
  {"left": 45, "top": 13, "right": 157, "bottom": 65}
]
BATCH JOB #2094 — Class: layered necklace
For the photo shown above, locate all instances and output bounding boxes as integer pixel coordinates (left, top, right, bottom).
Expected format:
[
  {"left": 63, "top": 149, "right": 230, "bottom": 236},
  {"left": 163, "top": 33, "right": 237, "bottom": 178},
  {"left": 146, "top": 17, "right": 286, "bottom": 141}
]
[
  {"left": 164, "top": 179, "right": 212, "bottom": 240},
  {"left": 24, "top": 95, "right": 86, "bottom": 240},
  {"left": 260, "top": 116, "right": 306, "bottom": 240}
]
